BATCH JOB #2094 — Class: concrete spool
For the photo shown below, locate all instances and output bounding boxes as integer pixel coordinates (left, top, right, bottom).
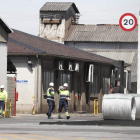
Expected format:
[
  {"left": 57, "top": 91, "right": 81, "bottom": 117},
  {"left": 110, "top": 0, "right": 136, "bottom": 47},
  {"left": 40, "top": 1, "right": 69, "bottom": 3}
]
[{"left": 102, "top": 94, "right": 136, "bottom": 121}]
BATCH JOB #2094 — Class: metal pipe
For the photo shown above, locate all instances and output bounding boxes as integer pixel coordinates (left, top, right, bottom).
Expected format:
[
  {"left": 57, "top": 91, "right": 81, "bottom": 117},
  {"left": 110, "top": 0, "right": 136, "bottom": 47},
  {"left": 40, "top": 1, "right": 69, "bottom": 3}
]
[
  {"left": 36, "top": 56, "right": 39, "bottom": 113},
  {"left": 137, "top": 11, "right": 140, "bottom": 94}
]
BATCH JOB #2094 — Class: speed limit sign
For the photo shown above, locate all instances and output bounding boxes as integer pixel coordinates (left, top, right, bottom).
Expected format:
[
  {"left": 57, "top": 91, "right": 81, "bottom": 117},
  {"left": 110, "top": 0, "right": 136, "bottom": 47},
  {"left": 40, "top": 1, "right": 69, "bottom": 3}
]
[{"left": 119, "top": 13, "right": 137, "bottom": 31}]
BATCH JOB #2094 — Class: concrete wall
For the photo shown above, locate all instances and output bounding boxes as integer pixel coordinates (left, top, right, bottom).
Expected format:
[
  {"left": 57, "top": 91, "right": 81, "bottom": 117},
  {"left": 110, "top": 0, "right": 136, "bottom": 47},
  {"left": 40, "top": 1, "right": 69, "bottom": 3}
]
[
  {"left": 39, "top": 12, "right": 66, "bottom": 44},
  {"left": 7, "top": 76, "right": 15, "bottom": 116},
  {"left": 65, "top": 42, "right": 138, "bottom": 50},
  {"left": 0, "top": 43, "right": 7, "bottom": 91},
  {"left": 39, "top": 6, "right": 76, "bottom": 44},
  {"left": 9, "top": 56, "right": 38, "bottom": 114}
]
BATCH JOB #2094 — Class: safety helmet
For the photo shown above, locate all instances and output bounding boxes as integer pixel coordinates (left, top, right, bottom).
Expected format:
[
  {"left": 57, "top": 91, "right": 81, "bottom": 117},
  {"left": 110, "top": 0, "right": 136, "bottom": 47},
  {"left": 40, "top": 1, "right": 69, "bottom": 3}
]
[
  {"left": 63, "top": 83, "right": 68, "bottom": 87},
  {"left": 0, "top": 85, "right": 4, "bottom": 89},
  {"left": 49, "top": 82, "right": 54, "bottom": 87}
]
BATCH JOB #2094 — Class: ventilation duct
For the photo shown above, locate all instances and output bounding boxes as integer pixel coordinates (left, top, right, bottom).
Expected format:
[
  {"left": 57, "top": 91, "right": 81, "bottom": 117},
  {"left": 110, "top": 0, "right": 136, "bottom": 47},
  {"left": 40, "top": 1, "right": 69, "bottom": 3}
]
[{"left": 85, "top": 64, "right": 94, "bottom": 82}]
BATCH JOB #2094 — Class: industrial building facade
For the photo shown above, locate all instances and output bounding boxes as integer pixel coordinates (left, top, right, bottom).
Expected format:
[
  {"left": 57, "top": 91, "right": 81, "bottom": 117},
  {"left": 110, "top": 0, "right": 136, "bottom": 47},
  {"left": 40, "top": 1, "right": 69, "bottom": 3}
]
[
  {"left": 0, "top": 18, "right": 12, "bottom": 90},
  {"left": 8, "top": 29, "right": 117, "bottom": 114},
  {"left": 39, "top": 2, "right": 138, "bottom": 93},
  {"left": 6, "top": 2, "right": 135, "bottom": 114}
]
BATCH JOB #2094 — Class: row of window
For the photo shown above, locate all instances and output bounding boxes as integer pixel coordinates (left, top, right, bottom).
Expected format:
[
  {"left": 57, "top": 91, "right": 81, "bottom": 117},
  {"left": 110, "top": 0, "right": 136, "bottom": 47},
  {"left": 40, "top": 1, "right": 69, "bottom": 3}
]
[
  {"left": 43, "top": 71, "right": 71, "bottom": 93},
  {"left": 43, "top": 71, "right": 110, "bottom": 95}
]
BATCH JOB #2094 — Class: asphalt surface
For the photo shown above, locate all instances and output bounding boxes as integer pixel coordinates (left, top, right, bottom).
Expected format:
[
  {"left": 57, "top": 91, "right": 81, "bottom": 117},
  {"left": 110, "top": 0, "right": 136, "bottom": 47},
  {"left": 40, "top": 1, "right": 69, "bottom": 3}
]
[{"left": 0, "top": 114, "right": 140, "bottom": 140}]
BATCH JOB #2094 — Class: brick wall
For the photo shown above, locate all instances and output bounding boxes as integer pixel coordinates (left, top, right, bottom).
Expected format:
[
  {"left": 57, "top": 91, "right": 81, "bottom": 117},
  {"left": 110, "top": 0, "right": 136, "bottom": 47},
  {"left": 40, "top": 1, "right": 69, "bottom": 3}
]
[{"left": 7, "top": 76, "right": 15, "bottom": 116}]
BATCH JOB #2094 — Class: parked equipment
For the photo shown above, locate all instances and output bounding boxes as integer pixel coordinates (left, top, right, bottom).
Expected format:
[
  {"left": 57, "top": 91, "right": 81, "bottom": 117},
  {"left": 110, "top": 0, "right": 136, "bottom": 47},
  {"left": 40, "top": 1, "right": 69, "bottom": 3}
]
[{"left": 111, "top": 61, "right": 131, "bottom": 94}]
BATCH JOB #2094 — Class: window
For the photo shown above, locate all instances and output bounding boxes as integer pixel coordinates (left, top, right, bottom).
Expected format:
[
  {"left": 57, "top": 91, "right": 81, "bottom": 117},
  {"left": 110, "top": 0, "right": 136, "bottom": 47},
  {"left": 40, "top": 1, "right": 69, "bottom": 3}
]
[
  {"left": 90, "top": 75, "right": 98, "bottom": 95},
  {"left": 103, "top": 78, "right": 110, "bottom": 94},
  {"left": 43, "top": 71, "right": 54, "bottom": 94},
  {"left": 60, "top": 73, "right": 71, "bottom": 90}
]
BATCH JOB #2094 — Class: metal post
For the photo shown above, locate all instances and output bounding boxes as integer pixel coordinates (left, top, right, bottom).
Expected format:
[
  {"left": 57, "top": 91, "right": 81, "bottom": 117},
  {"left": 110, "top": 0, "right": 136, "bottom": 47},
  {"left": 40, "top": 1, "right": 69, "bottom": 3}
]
[
  {"left": 32, "top": 96, "right": 35, "bottom": 115},
  {"left": 137, "top": 11, "right": 140, "bottom": 94},
  {"left": 14, "top": 76, "right": 16, "bottom": 116},
  {"left": 10, "top": 99, "right": 12, "bottom": 117},
  {"left": 4, "top": 100, "right": 7, "bottom": 118},
  {"left": 94, "top": 99, "right": 98, "bottom": 114}
]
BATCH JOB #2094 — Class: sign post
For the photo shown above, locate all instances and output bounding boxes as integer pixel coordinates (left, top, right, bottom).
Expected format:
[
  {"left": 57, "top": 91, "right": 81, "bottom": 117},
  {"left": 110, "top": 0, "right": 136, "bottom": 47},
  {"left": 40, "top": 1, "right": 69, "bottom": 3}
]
[{"left": 137, "top": 12, "right": 140, "bottom": 94}]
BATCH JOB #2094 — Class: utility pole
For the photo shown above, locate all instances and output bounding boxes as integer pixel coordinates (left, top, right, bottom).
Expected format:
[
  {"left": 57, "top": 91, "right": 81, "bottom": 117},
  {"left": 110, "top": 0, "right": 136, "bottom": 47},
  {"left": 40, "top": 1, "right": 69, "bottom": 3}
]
[{"left": 137, "top": 11, "right": 140, "bottom": 94}]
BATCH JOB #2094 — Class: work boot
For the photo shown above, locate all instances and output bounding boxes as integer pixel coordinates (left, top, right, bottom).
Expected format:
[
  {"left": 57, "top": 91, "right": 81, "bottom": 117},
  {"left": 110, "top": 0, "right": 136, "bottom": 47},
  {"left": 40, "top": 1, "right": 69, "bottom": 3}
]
[
  {"left": 66, "top": 116, "right": 70, "bottom": 119},
  {"left": 48, "top": 117, "right": 53, "bottom": 119},
  {"left": 58, "top": 116, "right": 62, "bottom": 119}
]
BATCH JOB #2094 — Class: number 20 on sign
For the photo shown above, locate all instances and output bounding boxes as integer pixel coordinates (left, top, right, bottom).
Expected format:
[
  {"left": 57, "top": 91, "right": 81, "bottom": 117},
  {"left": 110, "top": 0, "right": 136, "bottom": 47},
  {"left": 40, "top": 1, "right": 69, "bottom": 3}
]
[{"left": 119, "top": 13, "right": 137, "bottom": 31}]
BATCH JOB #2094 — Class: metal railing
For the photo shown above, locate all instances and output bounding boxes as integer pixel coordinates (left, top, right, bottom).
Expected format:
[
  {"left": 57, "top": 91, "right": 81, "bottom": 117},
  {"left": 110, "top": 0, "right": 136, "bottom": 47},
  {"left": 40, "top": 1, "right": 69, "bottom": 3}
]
[{"left": 4, "top": 99, "right": 12, "bottom": 118}]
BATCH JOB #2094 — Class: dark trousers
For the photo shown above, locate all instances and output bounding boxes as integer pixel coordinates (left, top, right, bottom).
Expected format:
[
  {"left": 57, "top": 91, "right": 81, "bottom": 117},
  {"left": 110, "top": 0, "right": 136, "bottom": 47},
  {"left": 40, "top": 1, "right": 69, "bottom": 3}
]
[
  {"left": 0, "top": 101, "right": 5, "bottom": 114},
  {"left": 58, "top": 99, "right": 68, "bottom": 113},
  {"left": 47, "top": 100, "right": 55, "bottom": 117}
]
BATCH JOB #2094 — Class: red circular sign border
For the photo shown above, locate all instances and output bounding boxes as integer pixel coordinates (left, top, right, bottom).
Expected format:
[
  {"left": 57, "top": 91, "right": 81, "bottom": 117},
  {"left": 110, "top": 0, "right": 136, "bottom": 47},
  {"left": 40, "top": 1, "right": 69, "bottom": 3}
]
[{"left": 119, "top": 13, "right": 137, "bottom": 31}]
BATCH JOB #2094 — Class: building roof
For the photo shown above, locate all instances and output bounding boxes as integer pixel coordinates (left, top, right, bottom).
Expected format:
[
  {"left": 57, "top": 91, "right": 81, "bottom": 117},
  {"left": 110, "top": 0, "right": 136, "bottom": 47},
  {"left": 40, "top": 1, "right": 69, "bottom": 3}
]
[
  {"left": 83, "top": 49, "right": 137, "bottom": 82},
  {"left": 40, "top": 2, "right": 79, "bottom": 13},
  {"left": 0, "top": 18, "right": 13, "bottom": 33},
  {"left": 65, "top": 24, "right": 138, "bottom": 42},
  {"left": 8, "top": 29, "right": 116, "bottom": 65}
]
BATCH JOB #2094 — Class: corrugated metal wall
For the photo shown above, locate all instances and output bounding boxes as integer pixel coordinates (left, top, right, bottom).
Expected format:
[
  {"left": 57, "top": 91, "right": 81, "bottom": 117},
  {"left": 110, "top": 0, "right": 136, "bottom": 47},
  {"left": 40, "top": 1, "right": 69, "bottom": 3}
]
[{"left": 0, "top": 25, "right": 8, "bottom": 42}]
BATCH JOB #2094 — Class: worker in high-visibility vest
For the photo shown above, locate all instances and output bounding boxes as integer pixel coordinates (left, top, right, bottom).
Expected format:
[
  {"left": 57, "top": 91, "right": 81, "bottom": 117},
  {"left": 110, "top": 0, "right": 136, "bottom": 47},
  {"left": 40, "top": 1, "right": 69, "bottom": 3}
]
[
  {"left": 46, "top": 82, "right": 55, "bottom": 119},
  {"left": 0, "top": 85, "right": 8, "bottom": 117},
  {"left": 58, "top": 83, "right": 70, "bottom": 119}
]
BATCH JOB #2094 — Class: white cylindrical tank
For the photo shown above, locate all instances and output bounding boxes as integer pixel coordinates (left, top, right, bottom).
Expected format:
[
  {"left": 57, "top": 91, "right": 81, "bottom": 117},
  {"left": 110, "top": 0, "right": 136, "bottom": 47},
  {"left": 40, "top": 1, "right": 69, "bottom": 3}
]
[
  {"left": 102, "top": 94, "right": 136, "bottom": 121},
  {"left": 131, "top": 94, "right": 140, "bottom": 119}
]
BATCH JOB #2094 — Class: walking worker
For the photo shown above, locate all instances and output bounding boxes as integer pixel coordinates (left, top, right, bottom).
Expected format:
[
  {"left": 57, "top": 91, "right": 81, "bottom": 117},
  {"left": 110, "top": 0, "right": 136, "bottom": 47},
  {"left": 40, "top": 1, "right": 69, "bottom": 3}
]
[
  {"left": 46, "top": 82, "right": 55, "bottom": 119},
  {"left": 0, "top": 85, "right": 8, "bottom": 117},
  {"left": 58, "top": 83, "right": 70, "bottom": 119}
]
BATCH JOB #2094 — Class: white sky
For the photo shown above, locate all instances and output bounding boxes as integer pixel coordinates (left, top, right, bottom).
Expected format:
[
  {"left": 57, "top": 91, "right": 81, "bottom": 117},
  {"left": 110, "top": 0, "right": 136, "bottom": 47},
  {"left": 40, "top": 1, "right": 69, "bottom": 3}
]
[{"left": 0, "top": 0, "right": 140, "bottom": 35}]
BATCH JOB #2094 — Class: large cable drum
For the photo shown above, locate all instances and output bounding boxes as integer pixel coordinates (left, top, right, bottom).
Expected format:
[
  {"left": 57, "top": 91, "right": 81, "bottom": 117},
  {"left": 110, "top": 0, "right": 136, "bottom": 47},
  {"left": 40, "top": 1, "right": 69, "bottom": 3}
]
[
  {"left": 131, "top": 94, "right": 140, "bottom": 119},
  {"left": 102, "top": 94, "right": 136, "bottom": 121}
]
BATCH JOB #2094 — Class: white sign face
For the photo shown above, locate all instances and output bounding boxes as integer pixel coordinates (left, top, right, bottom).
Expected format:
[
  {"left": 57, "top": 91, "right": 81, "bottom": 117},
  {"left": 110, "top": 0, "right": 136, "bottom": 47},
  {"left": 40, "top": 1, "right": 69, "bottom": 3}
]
[
  {"left": 121, "top": 16, "right": 135, "bottom": 29},
  {"left": 119, "top": 13, "right": 137, "bottom": 31}
]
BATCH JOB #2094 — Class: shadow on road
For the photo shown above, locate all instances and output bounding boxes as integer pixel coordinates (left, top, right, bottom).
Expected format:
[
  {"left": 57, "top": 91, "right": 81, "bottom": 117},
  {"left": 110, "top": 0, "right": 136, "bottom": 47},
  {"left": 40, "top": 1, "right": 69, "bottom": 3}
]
[{"left": 39, "top": 120, "right": 140, "bottom": 126}]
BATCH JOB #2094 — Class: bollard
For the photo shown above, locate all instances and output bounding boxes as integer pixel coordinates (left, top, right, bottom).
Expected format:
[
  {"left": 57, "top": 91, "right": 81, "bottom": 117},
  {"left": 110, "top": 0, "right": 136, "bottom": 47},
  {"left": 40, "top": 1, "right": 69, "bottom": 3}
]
[
  {"left": 32, "top": 96, "right": 35, "bottom": 115},
  {"left": 94, "top": 99, "right": 98, "bottom": 114}
]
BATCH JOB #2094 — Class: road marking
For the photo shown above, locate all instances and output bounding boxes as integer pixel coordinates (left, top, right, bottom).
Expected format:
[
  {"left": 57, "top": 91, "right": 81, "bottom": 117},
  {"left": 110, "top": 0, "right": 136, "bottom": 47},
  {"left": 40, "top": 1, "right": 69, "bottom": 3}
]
[
  {"left": 6, "top": 134, "right": 37, "bottom": 140},
  {"left": 0, "top": 137, "right": 9, "bottom": 140},
  {"left": 61, "top": 137, "right": 86, "bottom": 140},
  {"left": 30, "top": 135, "right": 62, "bottom": 140},
  {"left": 100, "top": 139, "right": 113, "bottom": 140}
]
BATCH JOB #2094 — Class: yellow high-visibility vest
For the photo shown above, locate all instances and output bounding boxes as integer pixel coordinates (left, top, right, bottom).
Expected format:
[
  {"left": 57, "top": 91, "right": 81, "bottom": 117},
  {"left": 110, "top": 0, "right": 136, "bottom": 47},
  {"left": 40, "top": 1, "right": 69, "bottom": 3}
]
[{"left": 0, "top": 90, "right": 8, "bottom": 101}]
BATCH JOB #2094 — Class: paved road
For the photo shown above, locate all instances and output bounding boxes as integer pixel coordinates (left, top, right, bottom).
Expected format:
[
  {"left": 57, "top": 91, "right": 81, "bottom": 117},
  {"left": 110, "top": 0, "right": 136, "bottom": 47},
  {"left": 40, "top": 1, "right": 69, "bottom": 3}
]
[{"left": 0, "top": 114, "right": 140, "bottom": 140}]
